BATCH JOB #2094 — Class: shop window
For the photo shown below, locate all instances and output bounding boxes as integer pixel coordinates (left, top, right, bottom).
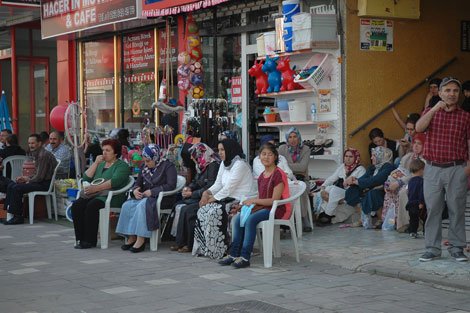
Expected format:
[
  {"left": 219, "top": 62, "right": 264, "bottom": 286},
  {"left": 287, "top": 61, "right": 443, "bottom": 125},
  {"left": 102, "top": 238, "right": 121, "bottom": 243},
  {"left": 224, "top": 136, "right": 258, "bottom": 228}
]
[
  {"left": 122, "top": 30, "right": 156, "bottom": 138},
  {"left": 82, "top": 38, "right": 115, "bottom": 137},
  {"left": 15, "top": 28, "right": 31, "bottom": 56},
  {"left": 0, "top": 30, "right": 10, "bottom": 51}
]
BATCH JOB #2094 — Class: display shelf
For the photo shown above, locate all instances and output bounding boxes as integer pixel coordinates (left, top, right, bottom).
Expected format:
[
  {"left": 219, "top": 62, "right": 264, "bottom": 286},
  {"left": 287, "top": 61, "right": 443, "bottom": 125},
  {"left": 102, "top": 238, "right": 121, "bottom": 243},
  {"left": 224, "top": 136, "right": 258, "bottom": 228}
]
[
  {"left": 257, "top": 49, "right": 313, "bottom": 60},
  {"left": 258, "top": 88, "right": 313, "bottom": 98},
  {"left": 256, "top": 43, "right": 340, "bottom": 60},
  {"left": 259, "top": 121, "right": 314, "bottom": 127}
]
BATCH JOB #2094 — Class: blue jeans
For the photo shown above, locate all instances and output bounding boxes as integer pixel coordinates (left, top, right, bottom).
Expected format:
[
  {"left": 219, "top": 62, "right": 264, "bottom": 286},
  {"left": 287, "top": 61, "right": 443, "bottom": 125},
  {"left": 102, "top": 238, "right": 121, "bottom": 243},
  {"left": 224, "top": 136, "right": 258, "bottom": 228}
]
[{"left": 230, "top": 209, "right": 270, "bottom": 260}]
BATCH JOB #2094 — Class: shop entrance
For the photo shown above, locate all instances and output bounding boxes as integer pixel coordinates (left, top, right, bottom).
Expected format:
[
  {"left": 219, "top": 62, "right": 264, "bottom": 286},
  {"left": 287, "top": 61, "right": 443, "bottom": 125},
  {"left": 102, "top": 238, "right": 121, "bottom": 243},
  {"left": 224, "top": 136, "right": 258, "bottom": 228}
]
[{"left": 17, "top": 58, "right": 49, "bottom": 143}]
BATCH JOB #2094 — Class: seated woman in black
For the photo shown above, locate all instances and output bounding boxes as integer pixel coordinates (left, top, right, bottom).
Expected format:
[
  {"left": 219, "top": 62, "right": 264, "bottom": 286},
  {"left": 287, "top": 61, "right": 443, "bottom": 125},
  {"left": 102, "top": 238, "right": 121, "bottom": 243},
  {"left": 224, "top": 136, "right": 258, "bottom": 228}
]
[{"left": 170, "top": 143, "right": 220, "bottom": 252}]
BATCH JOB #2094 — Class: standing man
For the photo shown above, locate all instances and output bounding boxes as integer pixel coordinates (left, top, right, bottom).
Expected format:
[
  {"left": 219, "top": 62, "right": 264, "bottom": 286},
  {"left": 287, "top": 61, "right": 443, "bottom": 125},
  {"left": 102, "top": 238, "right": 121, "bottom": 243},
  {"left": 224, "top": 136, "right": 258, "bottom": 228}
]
[
  {"left": 45, "top": 131, "right": 71, "bottom": 179},
  {"left": 416, "top": 77, "right": 470, "bottom": 262},
  {"left": 3, "top": 134, "right": 58, "bottom": 225}
]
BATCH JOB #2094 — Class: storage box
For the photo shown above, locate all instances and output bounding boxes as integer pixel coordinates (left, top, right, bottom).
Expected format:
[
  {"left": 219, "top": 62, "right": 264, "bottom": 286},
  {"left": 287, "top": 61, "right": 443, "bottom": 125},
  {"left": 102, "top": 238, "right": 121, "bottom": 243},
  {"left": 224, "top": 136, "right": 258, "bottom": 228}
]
[
  {"left": 264, "top": 31, "right": 276, "bottom": 55},
  {"left": 294, "top": 53, "right": 333, "bottom": 90},
  {"left": 279, "top": 110, "right": 290, "bottom": 122},
  {"left": 311, "top": 14, "right": 337, "bottom": 42},
  {"left": 288, "top": 100, "right": 308, "bottom": 122},
  {"left": 292, "top": 13, "right": 312, "bottom": 50}
]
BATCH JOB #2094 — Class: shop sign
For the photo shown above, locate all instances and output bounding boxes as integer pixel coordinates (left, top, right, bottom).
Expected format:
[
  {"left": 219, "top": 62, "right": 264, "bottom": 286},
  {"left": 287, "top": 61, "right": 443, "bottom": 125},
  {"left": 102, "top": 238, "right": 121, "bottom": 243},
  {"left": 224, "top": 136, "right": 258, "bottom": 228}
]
[
  {"left": 461, "top": 21, "right": 470, "bottom": 52},
  {"left": 142, "top": 0, "right": 229, "bottom": 18},
  {"left": 84, "top": 39, "right": 114, "bottom": 81},
  {"left": 40, "top": 0, "right": 140, "bottom": 39},
  {"left": 158, "top": 28, "right": 178, "bottom": 66},
  {"left": 231, "top": 76, "right": 242, "bottom": 105},
  {"left": 0, "top": 0, "right": 40, "bottom": 7},
  {"left": 359, "top": 19, "right": 394, "bottom": 52},
  {"left": 124, "top": 30, "right": 155, "bottom": 71}
]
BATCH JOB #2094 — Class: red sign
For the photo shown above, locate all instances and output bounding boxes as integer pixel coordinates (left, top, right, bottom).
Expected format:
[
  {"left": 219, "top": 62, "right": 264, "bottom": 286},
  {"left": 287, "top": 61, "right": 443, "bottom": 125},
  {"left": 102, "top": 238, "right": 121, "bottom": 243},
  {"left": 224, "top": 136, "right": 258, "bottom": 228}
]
[
  {"left": 158, "top": 28, "right": 178, "bottom": 66},
  {"left": 84, "top": 38, "right": 114, "bottom": 81},
  {"left": 40, "top": 0, "right": 140, "bottom": 39},
  {"left": 123, "top": 30, "right": 155, "bottom": 71},
  {"left": 231, "top": 76, "right": 242, "bottom": 105},
  {"left": 142, "top": 0, "right": 230, "bottom": 17}
]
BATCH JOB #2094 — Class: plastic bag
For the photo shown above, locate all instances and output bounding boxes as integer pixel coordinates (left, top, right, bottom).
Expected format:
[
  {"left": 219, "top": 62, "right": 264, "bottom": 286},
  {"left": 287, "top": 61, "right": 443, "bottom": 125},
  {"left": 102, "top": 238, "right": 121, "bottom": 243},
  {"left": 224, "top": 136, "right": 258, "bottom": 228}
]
[
  {"left": 361, "top": 211, "right": 373, "bottom": 229},
  {"left": 382, "top": 203, "right": 396, "bottom": 231},
  {"left": 240, "top": 204, "right": 254, "bottom": 227}
]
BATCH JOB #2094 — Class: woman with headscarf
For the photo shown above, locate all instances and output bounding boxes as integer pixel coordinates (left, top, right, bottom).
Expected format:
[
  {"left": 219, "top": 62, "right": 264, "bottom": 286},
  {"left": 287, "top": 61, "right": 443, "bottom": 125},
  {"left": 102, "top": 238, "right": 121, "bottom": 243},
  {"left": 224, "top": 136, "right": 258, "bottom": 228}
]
[
  {"left": 344, "top": 146, "right": 394, "bottom": 229},
  {"left": 170, "top": 143, "right": 220, "bottom": 253},
  {"left": 385, "top": 133, "right": 425, "bottom": 232},
  {"left": 314, "top": 148, "right": 366, "bottom": 225},
  {"left": 278, "top": 127, "right": 312, "bottom": 232},
  {"left": 116, "top": 144, "right": 177, "bottom": 253},
  {"left": 193, "top": 139, "right": 254, "bottom": 259}
]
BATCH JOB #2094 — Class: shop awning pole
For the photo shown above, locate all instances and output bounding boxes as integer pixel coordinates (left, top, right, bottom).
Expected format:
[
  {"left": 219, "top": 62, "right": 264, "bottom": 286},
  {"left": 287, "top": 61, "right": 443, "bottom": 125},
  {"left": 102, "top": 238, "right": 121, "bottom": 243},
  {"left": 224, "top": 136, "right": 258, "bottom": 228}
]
[{"left": 349, "top": 57, "right": 457, "bottom": 138}]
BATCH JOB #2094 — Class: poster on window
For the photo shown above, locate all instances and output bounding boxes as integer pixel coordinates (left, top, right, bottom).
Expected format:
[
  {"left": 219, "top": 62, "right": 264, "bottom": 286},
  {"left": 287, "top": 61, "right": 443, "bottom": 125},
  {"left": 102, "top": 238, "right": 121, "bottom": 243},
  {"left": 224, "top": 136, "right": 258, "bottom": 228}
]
[{"left": 360, "top": 19, "right": 393, "bottom": 52}]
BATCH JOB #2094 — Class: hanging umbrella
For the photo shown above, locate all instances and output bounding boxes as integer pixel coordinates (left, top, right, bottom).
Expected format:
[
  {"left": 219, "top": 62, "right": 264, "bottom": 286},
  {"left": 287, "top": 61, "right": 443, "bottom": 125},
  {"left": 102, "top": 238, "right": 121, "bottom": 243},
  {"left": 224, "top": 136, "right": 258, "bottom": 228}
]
[{"left": 0, "top": 91, "right": 12, "bottom": 131}]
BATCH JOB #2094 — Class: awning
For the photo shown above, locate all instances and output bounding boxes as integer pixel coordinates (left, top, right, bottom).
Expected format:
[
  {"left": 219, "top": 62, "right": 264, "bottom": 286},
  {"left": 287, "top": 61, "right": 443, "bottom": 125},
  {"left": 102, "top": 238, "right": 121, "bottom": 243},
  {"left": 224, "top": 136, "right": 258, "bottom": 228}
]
[{"left": 142, "top": 0, "right": 230, "bottom": 17}]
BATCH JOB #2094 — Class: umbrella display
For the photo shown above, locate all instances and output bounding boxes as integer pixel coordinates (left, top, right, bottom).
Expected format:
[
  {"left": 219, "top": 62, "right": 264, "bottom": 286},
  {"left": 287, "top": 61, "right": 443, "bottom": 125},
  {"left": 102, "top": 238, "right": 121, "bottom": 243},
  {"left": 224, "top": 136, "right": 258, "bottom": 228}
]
[{"left": 0, "top": 91, "right": 12, "bottom": 131}]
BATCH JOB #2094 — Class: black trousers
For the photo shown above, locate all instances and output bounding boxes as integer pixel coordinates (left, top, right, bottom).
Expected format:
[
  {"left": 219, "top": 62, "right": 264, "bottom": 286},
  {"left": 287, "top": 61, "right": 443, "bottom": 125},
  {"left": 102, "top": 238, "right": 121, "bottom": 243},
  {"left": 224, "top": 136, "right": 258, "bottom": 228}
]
[
  {"left": 72, "top": 197, "right": 105, "bottom": 245},
  {"left": 406, "top": 203, "right": 426, "bottom": 234},
  {"left": 175, "top": 202, "right": 200, "bottom": 248},
  {"left": 5, "top": 180, "right": 50, "bottom": 216}
]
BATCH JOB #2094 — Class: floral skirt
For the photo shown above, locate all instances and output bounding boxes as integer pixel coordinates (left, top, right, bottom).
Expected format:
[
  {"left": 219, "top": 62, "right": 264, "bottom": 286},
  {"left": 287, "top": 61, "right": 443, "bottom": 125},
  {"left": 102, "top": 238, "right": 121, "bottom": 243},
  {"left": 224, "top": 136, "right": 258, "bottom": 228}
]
[{"left": 193, "top": 201, "right": 230, "bottom": 259}]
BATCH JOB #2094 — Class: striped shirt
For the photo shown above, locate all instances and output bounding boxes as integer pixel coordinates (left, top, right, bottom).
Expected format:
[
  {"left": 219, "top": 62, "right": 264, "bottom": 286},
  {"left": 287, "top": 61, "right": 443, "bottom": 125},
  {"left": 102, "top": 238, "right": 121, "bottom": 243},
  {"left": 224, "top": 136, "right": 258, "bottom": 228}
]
[{"left": 421, "top": 107, "right": 470, "bottom": 163}]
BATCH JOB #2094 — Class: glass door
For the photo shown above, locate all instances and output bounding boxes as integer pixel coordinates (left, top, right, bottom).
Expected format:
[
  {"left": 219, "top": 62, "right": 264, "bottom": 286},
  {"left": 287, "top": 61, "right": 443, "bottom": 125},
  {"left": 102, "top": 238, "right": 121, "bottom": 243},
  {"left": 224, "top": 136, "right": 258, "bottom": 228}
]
[{"left": 17, "top": 59, "right": 49, "bottom": 144}]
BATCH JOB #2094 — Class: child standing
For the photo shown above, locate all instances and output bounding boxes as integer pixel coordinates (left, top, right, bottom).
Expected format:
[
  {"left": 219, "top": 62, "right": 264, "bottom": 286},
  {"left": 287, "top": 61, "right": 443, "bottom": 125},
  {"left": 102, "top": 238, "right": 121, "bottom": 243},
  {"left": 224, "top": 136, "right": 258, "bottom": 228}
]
[{"left": 406, "top": 158, "right": 426, "bottom": 238}]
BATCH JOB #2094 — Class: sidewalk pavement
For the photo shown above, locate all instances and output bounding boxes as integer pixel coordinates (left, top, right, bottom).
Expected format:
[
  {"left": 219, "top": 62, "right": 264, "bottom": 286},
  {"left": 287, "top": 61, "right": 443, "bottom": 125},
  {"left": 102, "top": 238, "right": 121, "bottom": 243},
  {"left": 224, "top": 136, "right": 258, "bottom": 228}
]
[{"left": 297, "top": 224, "right": 470, "bottom": 292}]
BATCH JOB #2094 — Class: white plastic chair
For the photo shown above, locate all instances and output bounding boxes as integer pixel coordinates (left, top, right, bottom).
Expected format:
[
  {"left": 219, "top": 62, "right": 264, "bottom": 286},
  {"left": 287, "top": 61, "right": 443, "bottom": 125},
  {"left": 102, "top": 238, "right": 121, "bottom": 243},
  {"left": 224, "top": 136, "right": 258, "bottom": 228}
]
[
  {"left": 150, "top": 175, "right": 186, "bottom": 251},
  {"left": 2, "top": 155, "right": 29, "bottom": 180},
  {"left": 28, "top": 159, "right": 61, "bottom": 225},
  {"left": 255, "top": 181, "right": 306, "bottom": 268},
  {"left": 294, "top": 186, "right": 314, "bottom": 239},
  {"left": 95, "top": 176, "right": 135, "bottom": 249}
]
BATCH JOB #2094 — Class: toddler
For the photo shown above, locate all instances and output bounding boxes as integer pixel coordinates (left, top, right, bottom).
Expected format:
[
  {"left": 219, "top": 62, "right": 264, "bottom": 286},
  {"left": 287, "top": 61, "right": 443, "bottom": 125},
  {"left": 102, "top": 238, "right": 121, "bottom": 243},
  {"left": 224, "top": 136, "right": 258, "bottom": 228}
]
[{"left": 406, "top": 158, "right": 426, "bottom": 238}]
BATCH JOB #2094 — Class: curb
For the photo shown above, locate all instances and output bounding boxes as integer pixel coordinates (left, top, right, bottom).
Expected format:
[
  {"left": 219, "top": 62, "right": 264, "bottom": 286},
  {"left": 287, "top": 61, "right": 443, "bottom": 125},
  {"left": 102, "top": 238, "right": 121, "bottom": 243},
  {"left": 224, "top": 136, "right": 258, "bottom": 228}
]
[{"left": 360, "top": 264, "right": 470, "bottom": 293}]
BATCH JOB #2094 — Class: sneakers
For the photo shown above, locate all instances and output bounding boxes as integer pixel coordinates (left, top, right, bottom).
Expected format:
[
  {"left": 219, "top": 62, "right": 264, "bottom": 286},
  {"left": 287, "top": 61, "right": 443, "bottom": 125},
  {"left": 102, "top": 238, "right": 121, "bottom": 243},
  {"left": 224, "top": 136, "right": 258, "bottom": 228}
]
[
  {"left": 218, "top": 255, "right": 236, "bottom": 266},
  {"left": 419, "top": 251, "right": 440, "bottom": 262},
  {"left": 450, "top": 251, "right": 469, "bottom": 262},
  {"left": 232, "top": 257, "right": 250, "bottom": 268},
  {"left": 409, "top": 232, "right": 418, "bottom": 239}
]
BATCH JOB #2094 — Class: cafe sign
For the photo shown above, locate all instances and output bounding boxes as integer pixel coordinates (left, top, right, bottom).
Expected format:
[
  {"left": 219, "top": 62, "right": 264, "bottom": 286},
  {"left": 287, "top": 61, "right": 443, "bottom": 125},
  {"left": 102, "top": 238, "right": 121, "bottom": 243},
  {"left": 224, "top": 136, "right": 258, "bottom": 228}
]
[
  {"left": 142, "top": 0, "right": 229, "bottom": 17},
  {"left": 41, "top": 0, "right": 141, "bottom": 39}
]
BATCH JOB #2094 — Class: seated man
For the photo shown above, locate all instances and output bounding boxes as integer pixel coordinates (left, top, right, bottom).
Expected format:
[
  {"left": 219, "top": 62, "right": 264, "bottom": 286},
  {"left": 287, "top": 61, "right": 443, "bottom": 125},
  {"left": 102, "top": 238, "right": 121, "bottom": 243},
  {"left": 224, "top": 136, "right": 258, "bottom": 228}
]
[
  {"left": 0, "top": 134, "right": 26, "bottom": 178},
  {"left": 0, "top": 129, "right": 12, "bottom": 150},
  {"left": 45, "top": 131, "right": 71, "bottom": 179},
  {"left": 3, "top": 134, "right": 58, "bottom": 225}
]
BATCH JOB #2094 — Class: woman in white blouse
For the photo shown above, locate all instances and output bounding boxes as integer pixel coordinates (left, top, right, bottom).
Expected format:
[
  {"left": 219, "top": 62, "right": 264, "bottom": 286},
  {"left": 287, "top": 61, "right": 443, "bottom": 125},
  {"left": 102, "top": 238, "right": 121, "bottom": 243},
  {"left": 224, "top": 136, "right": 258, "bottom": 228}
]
[
  {"left": 193, "top": 139, "right": 254, "bottom": 259},
  {"left": 314, "top": 148, "right": 366, "bottom": 225}
]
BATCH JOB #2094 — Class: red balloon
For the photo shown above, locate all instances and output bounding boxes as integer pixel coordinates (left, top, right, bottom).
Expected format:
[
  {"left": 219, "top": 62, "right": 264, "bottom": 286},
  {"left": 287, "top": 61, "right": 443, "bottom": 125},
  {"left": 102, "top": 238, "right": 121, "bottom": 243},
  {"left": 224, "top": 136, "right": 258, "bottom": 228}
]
[{"left": 50, "top": 105, "right": 67, "bottom": 131}]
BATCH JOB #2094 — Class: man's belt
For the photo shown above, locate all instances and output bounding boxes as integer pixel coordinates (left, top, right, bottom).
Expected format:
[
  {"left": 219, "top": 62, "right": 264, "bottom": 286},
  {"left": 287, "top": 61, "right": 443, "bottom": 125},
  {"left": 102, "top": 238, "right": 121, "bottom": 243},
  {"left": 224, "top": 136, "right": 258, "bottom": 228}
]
[{"left": 427, "top": 160, "right": 465, "bottom": 168}]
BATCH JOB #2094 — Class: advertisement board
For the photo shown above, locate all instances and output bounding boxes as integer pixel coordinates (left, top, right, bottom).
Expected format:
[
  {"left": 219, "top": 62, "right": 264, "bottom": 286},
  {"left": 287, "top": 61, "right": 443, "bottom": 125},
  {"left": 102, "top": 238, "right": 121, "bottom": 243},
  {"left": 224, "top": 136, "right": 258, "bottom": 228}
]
[
  {"left": 41, "top": 0, "right": 141, "bottom": 39},
  {"left": 142, "top": 0, "right": 229, "bottom": 17},
  {"left": 0, "top": 0, "right": 40, "bottom": 7}
]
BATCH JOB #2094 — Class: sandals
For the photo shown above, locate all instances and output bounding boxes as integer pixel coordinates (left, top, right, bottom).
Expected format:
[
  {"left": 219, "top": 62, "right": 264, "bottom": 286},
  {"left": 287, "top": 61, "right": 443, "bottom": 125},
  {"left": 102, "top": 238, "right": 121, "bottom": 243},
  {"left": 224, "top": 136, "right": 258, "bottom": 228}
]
[
  {"left": 178, "top": 246, "right": 190, "bottom": 253},
  {"left": 169, "top": 245, "right": 180, "bottom": 251}
]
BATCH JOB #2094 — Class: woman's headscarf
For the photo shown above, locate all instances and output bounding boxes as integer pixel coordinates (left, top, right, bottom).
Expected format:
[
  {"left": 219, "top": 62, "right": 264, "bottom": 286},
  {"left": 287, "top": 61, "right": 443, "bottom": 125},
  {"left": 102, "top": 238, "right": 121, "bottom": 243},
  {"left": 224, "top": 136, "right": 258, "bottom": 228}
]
[
  {"left": 220, "top": 139, "right": 244, "bottom": 168},
  {"left": 142, "top": 144, "right": 164, "bottom": 176},
  {"left": 189, "top": 143, "right": 220, "bottom": 173},
  {"left": 343, "top": 148, "right": 361, "bottom": 175},
  {"left": 371, "top": 146, "right": 393, "bottom": 174},
  {"left": 285, "top": 127, "right": 303, "bottom": 163}
]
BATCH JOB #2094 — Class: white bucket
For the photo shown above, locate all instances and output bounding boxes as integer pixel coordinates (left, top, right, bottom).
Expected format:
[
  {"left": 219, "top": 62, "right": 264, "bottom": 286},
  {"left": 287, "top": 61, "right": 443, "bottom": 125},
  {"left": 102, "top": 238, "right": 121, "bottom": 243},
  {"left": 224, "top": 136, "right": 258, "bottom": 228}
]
[
  {"left": 264, "top": 31, "right": 276, "bottom": 55},
  {"left": 288, "top": 100, "right": 308, "bottom": 122},
  {"left": 282, "top": 0, "right": 300, "bottom": 23},
  {"left": 256, "top": 34, "right": 266, "bottom": 56}
]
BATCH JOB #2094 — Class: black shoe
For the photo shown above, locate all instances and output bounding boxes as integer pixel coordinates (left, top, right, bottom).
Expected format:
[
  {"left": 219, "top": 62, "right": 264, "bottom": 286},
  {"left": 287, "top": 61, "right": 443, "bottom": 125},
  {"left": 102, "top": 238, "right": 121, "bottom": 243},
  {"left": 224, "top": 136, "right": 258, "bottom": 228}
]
[
  {"left": 3, "top": 216, "right": 24, "bottom": 225},
  {"left": 303, "top": 226, "right": 313, "bottom": 233},
  {"left": 75, "top": 241, "right": 95, "bottom": 249},
  {"left": 232, "top": 257, "right": 250, "bottom": 268},
  {"left": 74, "top": 241, "right": 81, "bottom": 249},
  {"left": 218, "top": 255, "right": 236, "bottom": 266},
  {"left": 121, "top": 242, "right": 136, "bottom": 251},
  {"left": 130, "top": 243, "right": 146, "bottom": 253}
]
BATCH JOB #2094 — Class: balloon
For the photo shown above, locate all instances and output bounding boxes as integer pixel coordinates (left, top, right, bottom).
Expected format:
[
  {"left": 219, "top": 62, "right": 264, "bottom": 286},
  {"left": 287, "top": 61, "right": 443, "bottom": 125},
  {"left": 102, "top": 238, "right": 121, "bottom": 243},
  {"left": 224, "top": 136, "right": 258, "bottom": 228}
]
[
  {"left": 189, "top": 61, "right": 203, "bottom": 74},
  {"left": 187, "top": 21, "right": 198, "bottom": 34},
  {"left": 187, "top": 35, "right": 200, "bottom": 48},
  {"left": 50, "top": 104, "right": 67, "bottom": 131},
  {"left": 178, "top": 78, "right": 190, "bottom": 90},
  {"left": 178, "top": 52, "right": 190, "bottom": 65},
  {"left": 189, "top": 47, "right": 202, "bottom": 61},
  {"left": 177, "top": 65, "right": 190, "bottom": 77},
  {"left": 192, "top": 86, "right": 204, "bottom": 99},
  {"left": 190, "top": 73, "right": 203, "bottom": 86}
]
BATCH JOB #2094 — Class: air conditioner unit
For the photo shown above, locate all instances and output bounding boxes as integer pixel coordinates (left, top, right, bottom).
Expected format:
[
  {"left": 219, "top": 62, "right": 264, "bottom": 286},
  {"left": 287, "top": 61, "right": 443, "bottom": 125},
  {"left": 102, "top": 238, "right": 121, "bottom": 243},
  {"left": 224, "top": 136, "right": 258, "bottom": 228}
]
[{"left": 358, "top": 0, "right": 420, "bottom": 20}]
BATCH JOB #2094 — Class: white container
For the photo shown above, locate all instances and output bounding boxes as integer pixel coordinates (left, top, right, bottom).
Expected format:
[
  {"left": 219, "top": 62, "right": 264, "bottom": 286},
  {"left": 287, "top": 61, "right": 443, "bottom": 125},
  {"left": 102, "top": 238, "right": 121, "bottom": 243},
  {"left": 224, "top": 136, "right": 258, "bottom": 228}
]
[
  {"left": 288, "top": 100, "right": 308, "bottom": 122},
  {"left": 293, "top": 13, "right": 312, "bottom": 50},
  {"left": 256, "top": 34, "right": 266, "bottom": 56},
  {"left": 279, "top": 110, "right": 290, "bottom": 122},
  {"left": 264, "top": 31, "right": 276, "bottom": 55},
  {"left": 294, "top": 53, "right": 333, "bottom": 89}
]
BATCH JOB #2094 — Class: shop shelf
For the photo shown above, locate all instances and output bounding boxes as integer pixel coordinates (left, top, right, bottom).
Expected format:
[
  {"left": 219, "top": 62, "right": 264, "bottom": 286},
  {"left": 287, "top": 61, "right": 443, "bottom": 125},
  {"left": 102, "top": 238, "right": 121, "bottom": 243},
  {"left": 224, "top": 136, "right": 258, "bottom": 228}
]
[
  {"left": 258, "top": 88, "right": 314, "bottom": 98},
  {"left": 258, "top": 121, "right": 315, "bottom": 127},
  {"left": 256, "top": 49, "right": 313, "bottom": 60}
]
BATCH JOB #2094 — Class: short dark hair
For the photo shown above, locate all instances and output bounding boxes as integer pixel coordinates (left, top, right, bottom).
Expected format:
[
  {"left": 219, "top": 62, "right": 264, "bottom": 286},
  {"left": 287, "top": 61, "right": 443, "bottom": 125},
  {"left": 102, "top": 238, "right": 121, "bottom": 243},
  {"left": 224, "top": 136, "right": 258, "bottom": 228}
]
[
  {"left": 428, "top": 77, "right": 442, "bottom": 86},
  {"left": 6, "top": 134, "right": 18, "bottom": 146},
  {"left": 406, "top": 113, "right": 420, "bottom": 125},
  {"left": 29, "top": 133, "right": 42, "bottom": 142},
  {"left": 258, "top": 142, "right": 279, "bottom": 165},
  {"left": 39, "top": 131, "right": 49, "bottom": 142},
  {"left": 368, "top": 128, "right": 384, "bottom": 141},
  {"left": 102, "top": 139, "right": 122, "bottom": 158},
  {"left": 49, "top": 130, "right": 64, "bottom": 140},
  {"left": 409, "top": 158, "right": 425, "bottom": 174},
  {"left": 1, "top": 129, "right": 12, "bottom": 135},
  {"left": 462, "top": 80, "right": 470, "bottom": 92}
]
